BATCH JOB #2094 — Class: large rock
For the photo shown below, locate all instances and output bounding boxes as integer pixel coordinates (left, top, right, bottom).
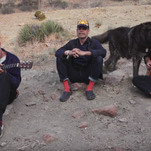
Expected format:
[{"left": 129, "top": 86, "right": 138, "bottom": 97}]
[{"left": 92, "top": 105, "right": 118, "bottom": 117}]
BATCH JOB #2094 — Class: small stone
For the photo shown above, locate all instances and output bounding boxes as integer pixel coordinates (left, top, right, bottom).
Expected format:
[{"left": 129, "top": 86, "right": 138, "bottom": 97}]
[
  {"left": 43, "top": 96, "right": 49, "bottom": 102},
  {"left": 40, "top": 142, "right": 46, "bottom": 147},
  {"left": 128, "top": 99, "right": 136, "bottom": 104},
  {"left": 38, "top": 90, "right": 45, "bottom": 95},
  {"left": 25, "top": 102, "right": 36, "bottom": 107},
  {"left": 71, "top": 83, "right": 85, "bottom": 91},
  {"left": 72, "top": 110, "right": 84, "bottom": 119},
  {"left": 51, "top": 94, "right": 56, "bottom": 100},
  {"left": 78, "top": 122, "right": 88, "bottom": 128},
  {"left": 118, "top": 118, "right": 128, "bottom": 122},
  {"left": 18, "top": 23, "right": 25, "bottom": 26},
  {"left": 18, "top": 145, "right": 29, "bottom": 151},
  {"left": 30, "top": 141, "right": 37, "bottom": 149},
  {"left": 116, "top": 88, "right": 120, "bottom": 94},
  {"left": 42, "top": 134, "right": 57, "bottom": 144},
  {"left": 0, "top": 142, "right": 7, "bottom": 147}
]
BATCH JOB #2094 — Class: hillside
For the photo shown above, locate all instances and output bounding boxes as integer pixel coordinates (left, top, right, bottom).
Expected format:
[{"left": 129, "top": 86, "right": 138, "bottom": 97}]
[{"left": 0, "top": 3, "right": 151, "bottom": 151}]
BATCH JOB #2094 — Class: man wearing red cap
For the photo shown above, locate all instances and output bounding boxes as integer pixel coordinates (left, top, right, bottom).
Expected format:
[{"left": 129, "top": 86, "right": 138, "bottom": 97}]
[{"left": 55, "top": 20, "right": 106, "bottom": 102}]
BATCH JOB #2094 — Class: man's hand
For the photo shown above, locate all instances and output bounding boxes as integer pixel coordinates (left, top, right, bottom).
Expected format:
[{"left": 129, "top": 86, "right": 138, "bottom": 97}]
[
  {"left": 146, "top": 64, "right": 151, "bottom": 70},
  {"left": 64, "top": 48, "right": 91, "bottom": 58},
  {"left": 72, "top": 48, "right": 86, "bottom": 56},
  {"left": 0, "top": 64, "right": 5, "bottom": 74},
  {"left": 64, "top": 50, "right": 78, "bottom": 58},
  {"left": 72, "top": 48, "right": 91, "bottom": 58},
  {"left": 72, "top": 48, "right": 81, "bottom": 58},
  {"left": 145, "top": 57, "right": 151, "bottom": 70}
]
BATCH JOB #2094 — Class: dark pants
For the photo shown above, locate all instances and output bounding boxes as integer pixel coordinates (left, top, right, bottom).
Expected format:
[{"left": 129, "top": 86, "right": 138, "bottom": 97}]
[
  {"left": 56, "top": 56, "right": 103, "bottom": 84},
  {"left": 0, "top": 73, "right": 17, "bottom": 121},
  {"left": 132, "top": 75, "right": 151, "bottom": 96}
]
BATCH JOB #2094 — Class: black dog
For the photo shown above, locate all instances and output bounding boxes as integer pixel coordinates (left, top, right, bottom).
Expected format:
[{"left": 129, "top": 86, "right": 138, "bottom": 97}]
[{"left": 92, "top": 22, "right": 151, "bottom": 77}]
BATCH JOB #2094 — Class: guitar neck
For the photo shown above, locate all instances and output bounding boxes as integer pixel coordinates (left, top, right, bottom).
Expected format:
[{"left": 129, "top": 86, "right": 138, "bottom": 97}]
[
  {"left": 0, "top": 61, "right": 33, "bottom": 70},
  {"left": 1, "top": 63, "right": 19, "bottom": 70}
]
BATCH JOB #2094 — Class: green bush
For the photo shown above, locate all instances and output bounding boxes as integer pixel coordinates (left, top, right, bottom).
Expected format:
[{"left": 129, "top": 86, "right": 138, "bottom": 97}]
[
  {"left": 18, "top": 25, "right": 44, "bottom": 45},
  {"left": 41, "top": 20, "right": 64, "bottom": 36},
  {"left": 34, "top": 10, "right": 41, "bottom": 17},
  {"left": 18, "top": 25, "right": 33, "bottom": 44},
  {"left": 18, "top": 20, "right": 65, "bottom": 45},
  {"left": 30, "top": 25, "right": 45, "bottom": 41},
  {"left": 34, "top": 10, "right": 46, "bottom": 21}
]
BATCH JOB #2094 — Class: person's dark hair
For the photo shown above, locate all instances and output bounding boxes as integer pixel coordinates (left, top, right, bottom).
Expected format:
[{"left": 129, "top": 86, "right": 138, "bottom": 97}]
[{"left": 144, "top": 50, "right": 151, "bottom": 64}]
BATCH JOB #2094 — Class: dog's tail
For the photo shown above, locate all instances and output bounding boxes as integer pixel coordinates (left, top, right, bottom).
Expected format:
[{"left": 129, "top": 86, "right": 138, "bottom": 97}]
[{"left": 91, "top": 30, "right": 111, "bottom": 43}]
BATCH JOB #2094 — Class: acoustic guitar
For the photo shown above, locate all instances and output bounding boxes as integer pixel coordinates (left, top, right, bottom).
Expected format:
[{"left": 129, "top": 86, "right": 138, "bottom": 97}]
[{"left": 0, "top": 61, "right": 33, "bottom": 70}]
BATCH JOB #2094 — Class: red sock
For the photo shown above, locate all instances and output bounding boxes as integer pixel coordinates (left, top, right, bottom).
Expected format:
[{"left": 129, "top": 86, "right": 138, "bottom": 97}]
[
  {"left": 63, "top": 80, "right": 70, "bottom": 92},
  {"left": 86, "top": 80, "right": 95, "bottom": 91}
]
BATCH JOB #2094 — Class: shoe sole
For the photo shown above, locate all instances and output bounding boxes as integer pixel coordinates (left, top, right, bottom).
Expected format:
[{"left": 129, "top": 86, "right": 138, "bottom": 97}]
[{"left": 0, "top": 125, "right": 4, "bottom": 138}]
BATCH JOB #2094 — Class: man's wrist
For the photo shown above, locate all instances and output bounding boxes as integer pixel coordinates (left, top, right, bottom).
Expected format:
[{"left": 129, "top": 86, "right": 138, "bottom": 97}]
[
  {"left": 85, "top": 51, "right": 91, "bottom": 56},
  {"left": 64, "top": 50, "right": 70, "bottom": 56}
]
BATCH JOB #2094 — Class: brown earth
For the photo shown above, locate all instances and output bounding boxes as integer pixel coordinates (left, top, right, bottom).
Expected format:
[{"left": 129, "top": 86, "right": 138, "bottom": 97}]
[{"left": 0, "top": 2, "right": 151, "bottom": 151}]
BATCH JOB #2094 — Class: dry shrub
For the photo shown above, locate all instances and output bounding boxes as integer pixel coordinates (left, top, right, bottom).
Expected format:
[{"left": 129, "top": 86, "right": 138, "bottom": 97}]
[
  {"left": 17, "top": 0, "right": 38, "bottom": 12},
  {"left": 1, "top": 2, "right": 15, "bottom": 14}
]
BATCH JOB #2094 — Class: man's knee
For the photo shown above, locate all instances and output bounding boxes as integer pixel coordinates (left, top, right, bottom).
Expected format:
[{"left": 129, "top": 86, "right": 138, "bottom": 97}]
[
  {"left": 0, "top": 73, "right": 10, "bottom": 81},
  {"left": 132, "top": 76, "right": 143, "bottom": 86},
  {"left": 56, "top": 57, "right": 63, "bottom": 64},
  {"left": 96, "top": 56, "right": 103, "bottom": 65},
  {"left": 56, "top": 57, "right": 69, "bottom": 66}
]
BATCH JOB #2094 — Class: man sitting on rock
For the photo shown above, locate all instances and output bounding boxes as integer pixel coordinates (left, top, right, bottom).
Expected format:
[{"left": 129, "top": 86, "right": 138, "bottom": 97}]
[
  {"left": 55, "top": 20, "right": 106, "bottom": 102},
  {"left": 0, "top": 42, "right": 21, "bottom": 138}
]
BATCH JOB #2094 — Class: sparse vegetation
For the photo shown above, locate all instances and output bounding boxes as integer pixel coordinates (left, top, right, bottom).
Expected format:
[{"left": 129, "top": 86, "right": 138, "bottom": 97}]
[
  {"left": 49, "top": 0, "right": 68, "bottom": 9},
  {"left": 1, "top": 2, "right": 15, "bottom": 14},
  {"left": 0, "top": 0, "right": 149, "bottom": 14},
  {"left": 18, "top": 0, "right": 38, "bottom": 12},
  {"left": 95, "top": 21, "right": 102, "bottom": 28},
  {"left": 61, "top": 1, "right": 68, "bottom": 9},
  {"left": 18, "top": 20, "right": 66, "bottom": 45},
  {"left": 111, "top": 0, "right": 124, "bottom": 1}
]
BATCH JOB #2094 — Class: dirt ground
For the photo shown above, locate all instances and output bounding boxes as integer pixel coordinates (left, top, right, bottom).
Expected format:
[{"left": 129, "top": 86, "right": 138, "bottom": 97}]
[{"left": 0, "top": 2, "right": 151, "bottom": 151}]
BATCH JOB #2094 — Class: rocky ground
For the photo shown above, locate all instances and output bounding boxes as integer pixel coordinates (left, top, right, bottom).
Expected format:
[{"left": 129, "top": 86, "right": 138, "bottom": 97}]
[{"left": 0, "top": 2, "right": 151, "bottom": 151}]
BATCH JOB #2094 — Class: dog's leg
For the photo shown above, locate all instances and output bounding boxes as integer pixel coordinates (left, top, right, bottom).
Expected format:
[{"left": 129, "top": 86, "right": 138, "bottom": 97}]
[
  {"left": 110, "top": 51, "right": 120, "bottom": 71},
  {"left": 133, "top": 55, "right": 142, "bottom": 77},
  {"left": 104, "top": 42, "right": 114, "bottom": 70},
  {"left": 104, "top": 55, "right": 113, "bottom": 69}
]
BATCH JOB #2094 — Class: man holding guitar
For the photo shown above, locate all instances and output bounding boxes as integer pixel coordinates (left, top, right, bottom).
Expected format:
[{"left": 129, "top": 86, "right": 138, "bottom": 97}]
[{"left": 0, "top": 42, "right": 21, "bottom": 138}]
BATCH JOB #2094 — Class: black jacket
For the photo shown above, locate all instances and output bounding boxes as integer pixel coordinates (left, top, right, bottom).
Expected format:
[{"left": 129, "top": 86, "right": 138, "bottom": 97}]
[{"left": 56, "top": 37, "right": 106, "bottom": 57}]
